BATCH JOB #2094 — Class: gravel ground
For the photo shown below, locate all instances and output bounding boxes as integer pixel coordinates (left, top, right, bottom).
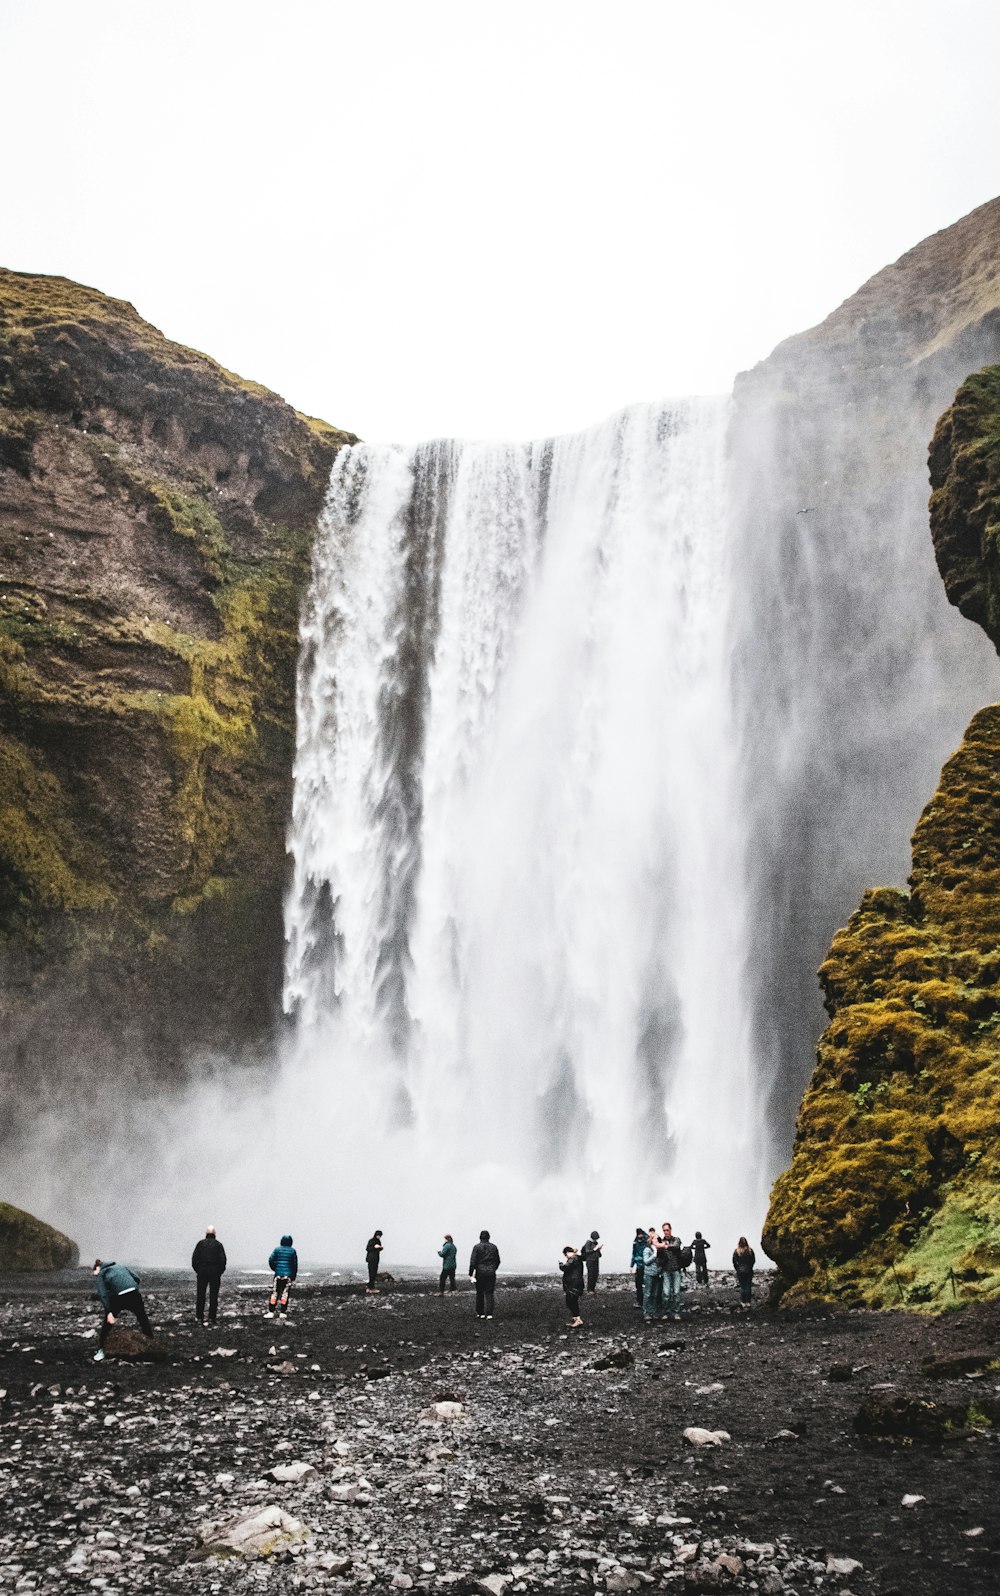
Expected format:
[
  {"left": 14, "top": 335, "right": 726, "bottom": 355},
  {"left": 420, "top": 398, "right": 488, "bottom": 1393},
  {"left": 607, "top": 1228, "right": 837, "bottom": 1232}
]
[{"left": 0, "top": 1270, "right": 997, "bottom": 1595}]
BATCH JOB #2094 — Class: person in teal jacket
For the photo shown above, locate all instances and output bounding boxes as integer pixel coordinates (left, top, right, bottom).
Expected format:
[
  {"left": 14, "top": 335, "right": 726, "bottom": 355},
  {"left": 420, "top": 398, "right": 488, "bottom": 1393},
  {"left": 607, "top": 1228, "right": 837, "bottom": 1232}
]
[
  {"left": 92, "top": 1259, "right": 154, "bottom": 1360},
  {"left": 266, "top": 1235, "right": 298, "bottom": 1318},
  {"left": 438, "top": 1233, "right": 458, "bottom": 1294}
]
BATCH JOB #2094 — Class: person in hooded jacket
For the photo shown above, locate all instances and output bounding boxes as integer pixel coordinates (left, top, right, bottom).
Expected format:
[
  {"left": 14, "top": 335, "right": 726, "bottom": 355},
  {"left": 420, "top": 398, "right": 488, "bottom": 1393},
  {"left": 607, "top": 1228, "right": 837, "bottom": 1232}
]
[
  {"left": 642, "top": 1227, "right": 664, "bottom": 1322},
  {"left": 733, "top": 1236, "right": 756, "bottom": 1305},
  {"left": 438, "top": 1234, "right": 458, "bottom": 1294},
  {"left": 560, "top": 1245, "right": 584, "bottom": 1327},
  {"left": 91, "top": 1259, "right": 153, "bottom": 1361},
  {"left": 468, "top": 1229, "right": 501, "bottom": 1318},
  {"left": 267, "top": 1234, "right": 298, "bottom": 1318},
  {"left": 581, "top": 1231, "right": 603, "bottom": 1292},
  {"left": 629, "top": 1226, "right": 647, "bottom": 1309},
  {"left": 191, "top": 1226, "right": 227, "bottom": 1324}
]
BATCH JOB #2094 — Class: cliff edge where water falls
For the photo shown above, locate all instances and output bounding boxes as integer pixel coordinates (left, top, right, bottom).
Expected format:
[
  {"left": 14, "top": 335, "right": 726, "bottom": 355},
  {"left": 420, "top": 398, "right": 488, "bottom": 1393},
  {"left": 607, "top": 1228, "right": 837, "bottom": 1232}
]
[
  {"left": 0, "top": 269, "right": 355, "bottom": 1123},
  {"left": 763, "top": 366, "right": 1000, "bottom": 1308}
]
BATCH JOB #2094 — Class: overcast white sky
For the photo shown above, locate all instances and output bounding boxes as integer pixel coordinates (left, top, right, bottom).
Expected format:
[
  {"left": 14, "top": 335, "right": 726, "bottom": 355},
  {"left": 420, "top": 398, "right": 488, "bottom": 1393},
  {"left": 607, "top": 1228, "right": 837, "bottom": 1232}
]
[{"left": 1, "top": 1, "right": 998, "bottom": 442}]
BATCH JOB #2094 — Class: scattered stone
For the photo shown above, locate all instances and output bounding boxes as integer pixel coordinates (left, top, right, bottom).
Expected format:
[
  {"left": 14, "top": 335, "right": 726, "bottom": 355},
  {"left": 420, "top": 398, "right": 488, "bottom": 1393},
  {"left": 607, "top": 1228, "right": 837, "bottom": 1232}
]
[
  {"left": 605, "top": 1573, "right": 640, "bottom": 1593},
  {"left": 196, "top": 1504, "right": 309, "bottom": 1559},
  {"left": 391, "top": 1575, "right": 414, "bottom": 1589},
  {"left": 921, "top": 1349, "right": 998, "bottom": 1380},
  {"left": 695, "top": 1382, "right": 725, "bottom": 1394},
  {"left": 592, "top": 1348, "right": 635, "bottom": 1371},
  {"left": 901, "top": 1493, "right": 926, "bottom": 1508},
  {"left": 422, "top": 1399, "right": 465, "bottom": 1422},
  {"left": 477, "top": 1575, "right": 512, "bottom": 1595},
  {"left": 268, "top": 1461, "right": 317, "bottom": 1483},
  {"left": 683, "top": 1426, "right": 730, "bottom": 1447},
  {"left": 103, "top": 1326, "right": 167, "bottom": 1361},
  {"left": 758, "top": 1571, "right": 785, "bottom": 1594},
  {"left": 826, "top": 1555, "right": 863, "bottom": 1577},
  {"left": 964, "top": 1527, "right": 985, "bottom": 1537},
  {"left": 827, "top": 1362, "right": 854, "bottom": 1382},
  {"left": 766, "top": 1429, "right": 799, "bottom": 1442}
]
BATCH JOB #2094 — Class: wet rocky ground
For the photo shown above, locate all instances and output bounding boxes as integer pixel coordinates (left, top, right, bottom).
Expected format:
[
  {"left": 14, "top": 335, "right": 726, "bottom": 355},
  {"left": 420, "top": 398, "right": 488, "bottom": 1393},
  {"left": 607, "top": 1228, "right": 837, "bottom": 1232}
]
[{"left": 0, "top": 1269, "right": 997, "bottom": 1595}]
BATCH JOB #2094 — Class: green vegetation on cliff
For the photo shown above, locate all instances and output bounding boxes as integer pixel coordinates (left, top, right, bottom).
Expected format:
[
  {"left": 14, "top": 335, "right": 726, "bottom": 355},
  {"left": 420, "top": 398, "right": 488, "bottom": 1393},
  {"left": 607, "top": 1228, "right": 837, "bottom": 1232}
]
[
  {"left": 0, "top": 1201, "right": 78, "bottom": 1271},
  {"left": 0, "top": 267, "right": 356, "bottom": 1089},
  {"left": 764, "top": 369, "right": 1000, "bottom": 1309}
]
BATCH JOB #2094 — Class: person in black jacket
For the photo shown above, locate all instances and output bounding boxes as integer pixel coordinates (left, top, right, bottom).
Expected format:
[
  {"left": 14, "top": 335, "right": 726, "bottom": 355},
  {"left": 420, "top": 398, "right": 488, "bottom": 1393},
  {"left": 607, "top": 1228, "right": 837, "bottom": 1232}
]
[
  {"left": 468, "top": 1229, "right": 500, "bottom": 1318},
  {"left": 560, "top": 1245, "right": 584, "bottom": 1326},
  {"left": 733, "top": 1236, "right": 756, "bottom": 1305},
  {"left": 365, "top": 1230, "right": 384, "bottom": 1291},
  {"left": 692, "top": 1231, "right": 711, "bottom": 1286},
  {"left": 191, "top": 1226, "right": 227, "bottom": 1325},
  {"left": 581, "top": 1231, "right": 602, "bottom": 1292}
]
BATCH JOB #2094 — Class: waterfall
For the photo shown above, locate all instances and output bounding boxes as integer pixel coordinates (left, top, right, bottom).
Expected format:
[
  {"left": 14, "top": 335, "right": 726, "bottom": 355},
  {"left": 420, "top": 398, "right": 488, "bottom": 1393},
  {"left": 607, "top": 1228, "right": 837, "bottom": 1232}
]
[{"left": 284, "top": 398, "right": 763, "bottom": 1258}]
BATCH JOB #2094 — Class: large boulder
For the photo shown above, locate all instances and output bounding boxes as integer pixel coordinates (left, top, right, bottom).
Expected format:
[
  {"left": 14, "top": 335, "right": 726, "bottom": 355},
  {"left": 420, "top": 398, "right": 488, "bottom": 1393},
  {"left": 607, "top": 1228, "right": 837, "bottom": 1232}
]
[{"left": 0, "top": 1200, "right": 78, "bottom": 1270}]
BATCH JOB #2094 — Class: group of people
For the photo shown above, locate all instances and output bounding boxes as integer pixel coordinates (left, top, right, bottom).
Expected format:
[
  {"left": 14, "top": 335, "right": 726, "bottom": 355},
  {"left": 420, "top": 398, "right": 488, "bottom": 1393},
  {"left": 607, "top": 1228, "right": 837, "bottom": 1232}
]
[{"left": 87, "top": 1224, "right": 757, "bottom": 1356}]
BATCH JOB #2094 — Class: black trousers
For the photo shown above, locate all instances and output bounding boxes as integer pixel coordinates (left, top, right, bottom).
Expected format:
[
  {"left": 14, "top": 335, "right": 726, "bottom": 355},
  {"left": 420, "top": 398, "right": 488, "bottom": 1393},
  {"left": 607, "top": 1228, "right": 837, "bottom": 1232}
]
[
  {"left": 738, "top": 1275, "right": 753, "bottom": 1303},
  {"left": 586, "top": 1258, "right": 599, "bottom": 1292},
  {"left": 565, "top": 1290, "right": 581, "bottom": 1318},
  {"left": 474, "top": 1274, "right": 496, "bottom": 1316},
  {"left": 269, "top": 1276, "right": 292, "bottom": 1313},
  {"left": 367, "top": 1259, "right": 379, "bottom": 1286},
  {"left": 196, "top": 1274, "right": 221, "bottom": 1321},
  {"left": 634, "top": 1265, "right": 645, "bottom": 1304},
  {"left": 99, "top": 1289, "right": 152, "bottom": 1348},
  {"left": 695, "top": 1260, "right": 709, "bottom": 1284},
  {"left": 439, "top": 1267, "right": 456, "bottom": 1293}
]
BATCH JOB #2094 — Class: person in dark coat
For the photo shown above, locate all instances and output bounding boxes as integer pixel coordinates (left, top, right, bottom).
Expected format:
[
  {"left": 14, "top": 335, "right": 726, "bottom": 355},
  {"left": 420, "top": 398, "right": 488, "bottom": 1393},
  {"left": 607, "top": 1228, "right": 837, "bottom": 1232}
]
[
  {"left": 438, "top": 1234, "right": 458, "bottom": 1294},
  {"left": 660, "top": 1221, "right": 683, "bottom": 1320},
  {"left": 733, "top": 1236, "right": 756, "bottom": 1305},
  {"left": 692, "top": 1231, "right": 711, "bottom": 1286},
  {"left": 191, "top": 1226, "right": 227, "bottom": 1324},
  {"left": 267, "top": 1235, "right": 298, "bottom": 1318},
  {"left": 560, "top": 1245, "right": 584, "bottom": 1326},
  {"left": 365, "top": 1230, "right": 384, "bottom": 1290},
  {"left": 629, "top": 1227, "right": 647, "bottom": 1309},
  {"left": 91, "top": 1259, "right": 153, "bottom": 1361},
  {"left": 468, "top": 1229, "right": 500, "bottom": 1318},
  {"left": 581, "top": 1231, "right": 603, "bottom": 1292}
]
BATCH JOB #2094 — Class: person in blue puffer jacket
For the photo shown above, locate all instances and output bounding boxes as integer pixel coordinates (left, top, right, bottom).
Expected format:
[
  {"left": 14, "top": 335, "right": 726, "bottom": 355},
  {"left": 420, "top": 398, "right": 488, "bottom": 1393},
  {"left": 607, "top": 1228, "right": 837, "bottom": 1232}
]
[{"left": 266, "top": 1235, "right": 298, "bottom": 1318}]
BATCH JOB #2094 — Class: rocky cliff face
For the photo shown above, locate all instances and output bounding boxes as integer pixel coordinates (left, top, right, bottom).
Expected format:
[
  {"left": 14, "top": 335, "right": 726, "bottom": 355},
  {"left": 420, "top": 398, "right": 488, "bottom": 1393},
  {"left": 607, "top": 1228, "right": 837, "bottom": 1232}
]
[
  {"left": 763, "top": 367, "right": 1000, "bottom": 1308},
  {"left": 730, "top": 195, "right": 1000, "bottom": 1150},
  {"left": 0, "top": 269, "right": 355, "bottom": 1120}
]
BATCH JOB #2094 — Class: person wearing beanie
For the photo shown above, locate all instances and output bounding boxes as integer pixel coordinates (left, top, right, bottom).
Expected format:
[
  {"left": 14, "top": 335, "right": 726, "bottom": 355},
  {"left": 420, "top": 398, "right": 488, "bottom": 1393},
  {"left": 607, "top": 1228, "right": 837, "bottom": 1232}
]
[
  {"left": 266, "top": 1234, "right": 298, "bottom": 1318},
  {"left": 191, "top": 1226, "right": 227, "bottom": 1325},
  {"left": 581, "top": 1230, "right": 603, "bottom": 1293},
  {"left": 468, "top": 1229, "right": 501, "bottom": 1319}
]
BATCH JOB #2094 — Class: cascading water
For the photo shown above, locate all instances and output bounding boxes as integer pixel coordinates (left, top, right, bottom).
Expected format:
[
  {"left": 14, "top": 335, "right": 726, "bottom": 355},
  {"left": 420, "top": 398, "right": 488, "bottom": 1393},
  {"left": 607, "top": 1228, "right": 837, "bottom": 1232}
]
[{"left": 284, "top": 398, "right": 764, "bottom": 1259}]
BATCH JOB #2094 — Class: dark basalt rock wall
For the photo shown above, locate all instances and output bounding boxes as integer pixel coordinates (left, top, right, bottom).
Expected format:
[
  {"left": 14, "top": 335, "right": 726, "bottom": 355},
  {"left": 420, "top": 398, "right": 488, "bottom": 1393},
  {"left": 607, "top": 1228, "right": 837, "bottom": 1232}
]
[
  {"left": 0, "top": 269, "right": 356, "bottom": 1119},
  {"left": 763, "top": 366, "right": 1000, "bottom": 1308},
  {"left": 730, "top": 195, "right": 1000, "bottom": 1151}
]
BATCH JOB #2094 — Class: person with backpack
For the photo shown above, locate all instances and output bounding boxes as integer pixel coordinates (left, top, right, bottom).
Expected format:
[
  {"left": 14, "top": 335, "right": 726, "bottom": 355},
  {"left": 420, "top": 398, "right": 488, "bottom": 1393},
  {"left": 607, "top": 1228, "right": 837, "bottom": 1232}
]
[
  {"left": 581, "top": 1231, "right": 603, "bottom": 1292},
  {"left": 733, "top": 1236, "right": 756, "bottom": 1306},
  {"left": 267, "top": 1234, "right": 298, "bottom": 1318},
  {"left": 560, "top": 1245, "right": 585, "bottom": 1327},
  {"left": 468, "top": 1229, "right": 501, "bottom": 1319},
  {"left": 191, "top": 1225, "right": 227, "bottom": 1325},
  {"left": 365, "top": 1230, "right": 384, "bottom": 1291},
  {"left": 91, "top": 1259, "right": 154, "bottom": 1361},
  {"left": 629, "top": 1226, "right": 647, "bottom": 1309},
  {"left": 438, "top": 1233, "right": 458, "bottom": 1294},
  {"left": 660, "top": 1221, "right": 684, "bottom": 1320},
  {"left": 692, "top": 1231, "right": 711, "bottom": 1285}
]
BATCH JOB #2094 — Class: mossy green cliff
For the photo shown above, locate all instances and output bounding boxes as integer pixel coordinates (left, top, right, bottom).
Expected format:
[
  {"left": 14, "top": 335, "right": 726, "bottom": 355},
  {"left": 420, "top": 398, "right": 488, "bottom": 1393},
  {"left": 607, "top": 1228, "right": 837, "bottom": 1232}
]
[
  {"left": 0, "top": 268, "right": 355, "bottom": 1111},
  {"left": 0, "top": 1201, "right": 78, "bottom": 1271},
  {"left": 763, "top": 368, "right": 1000, "bottom": 1309}
]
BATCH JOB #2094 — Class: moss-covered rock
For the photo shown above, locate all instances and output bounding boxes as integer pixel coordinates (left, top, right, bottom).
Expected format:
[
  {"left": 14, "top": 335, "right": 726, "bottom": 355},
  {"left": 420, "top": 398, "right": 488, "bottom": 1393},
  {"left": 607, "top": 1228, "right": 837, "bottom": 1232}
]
[
  {"left": 0, "top": 1201, "right": 78, "bottom": 1270},
  {"left": 0, "top": 268, "right": 356, "bottom": 1113},
  {"left": 763, "top": 370, "right": 1000, "bottom": 1310}
]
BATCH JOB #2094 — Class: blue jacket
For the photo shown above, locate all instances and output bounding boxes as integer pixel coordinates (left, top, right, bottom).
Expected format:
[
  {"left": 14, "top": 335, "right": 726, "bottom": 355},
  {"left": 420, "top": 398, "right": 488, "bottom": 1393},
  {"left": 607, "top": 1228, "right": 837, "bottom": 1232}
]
[
  {"left": 95, "top": 1262, "right": 140, "bottom": 1311},
  {"left": 630, "top": 1236, "right": 647, "bottom": 1268},
  {"left": 438, "top": 1241, "right": 458, "bottom": 1270},
  {"left": 269, "top": 1244, "right": 298, "bottom": 1280}
]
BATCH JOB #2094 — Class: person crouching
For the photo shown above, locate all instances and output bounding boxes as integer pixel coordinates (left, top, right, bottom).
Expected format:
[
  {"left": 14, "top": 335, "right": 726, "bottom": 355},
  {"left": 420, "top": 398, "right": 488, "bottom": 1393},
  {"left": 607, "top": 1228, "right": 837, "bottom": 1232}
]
[{"left": 91, "top": 1259, "right": 153, "bottom": 1361}]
